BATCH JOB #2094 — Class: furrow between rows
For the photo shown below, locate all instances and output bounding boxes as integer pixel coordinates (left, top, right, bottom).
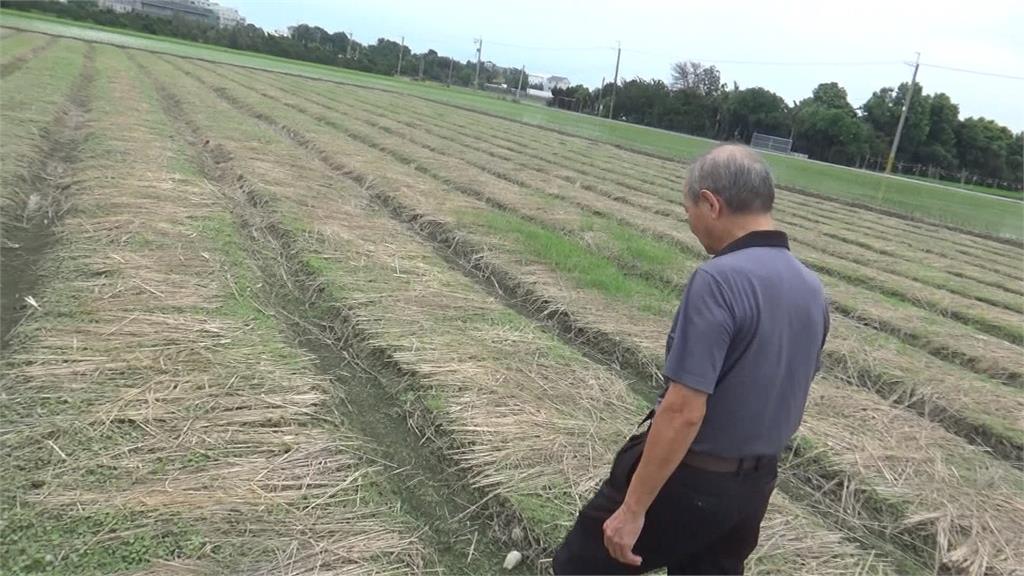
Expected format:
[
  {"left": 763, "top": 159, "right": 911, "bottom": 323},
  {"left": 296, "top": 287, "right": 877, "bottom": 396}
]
[
  {"left": 0, "top": 32, "right": 58, "bottom": 78},
  {"left": 174, "top": 54, "right": 1024, "bottom": 575},
  {"left": 335, "top": 76, "right": 1024, "bottom": 264},
  {"left": 254, "top": 69, "right": 1023, "bottom": 341},
  {"left": 2, "top": 43, "right": 428, "bottom": 576},
  {"left": 135, "top": 51, "right": 546, "bottom": 574},
  {"left": 1, "top": 41, "right": 95, "bottom": 349},
  {"left": 209, "top": 62, "right": 1024, "bottom": 395},
  {"left": 156, "top": 52, "right": 904, "bottom": 575}
]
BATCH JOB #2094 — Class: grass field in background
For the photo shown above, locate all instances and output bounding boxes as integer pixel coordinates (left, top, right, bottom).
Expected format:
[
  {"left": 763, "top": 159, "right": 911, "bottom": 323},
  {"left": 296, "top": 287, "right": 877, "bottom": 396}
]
[
  {"left": 903, "top": 174, "right": 1023, "bottom": 201},
  {"left": 3, "top": 8, "right": 1021, "bottom": 240}
]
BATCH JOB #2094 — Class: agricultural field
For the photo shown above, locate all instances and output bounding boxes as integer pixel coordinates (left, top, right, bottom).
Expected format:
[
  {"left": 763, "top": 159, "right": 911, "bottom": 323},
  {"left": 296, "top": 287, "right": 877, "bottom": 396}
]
[
  {"left": 3, "top": 9, "right": 1024, "bottom": 239},
  {"left": 1, "top": 29, "right": 1023, "bottom": 576}
]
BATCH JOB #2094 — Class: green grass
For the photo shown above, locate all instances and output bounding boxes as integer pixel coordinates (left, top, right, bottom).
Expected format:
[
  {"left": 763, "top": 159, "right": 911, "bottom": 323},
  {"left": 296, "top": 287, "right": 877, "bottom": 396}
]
[
  {"left": 0, "top": 27, "right": 45, "bottom": 57},
  {"left": 768, "top": 158, "right": 1023, "bottom": 238},
  {"left": 460, "top": 208, "right": 676, "bottom": 315},
  {"left": 3, "top": 8, "right": 1021, "bottom": 239},
  {"left": 902, "top": 174, "right": 1023, "bottom": 201},
  {"left": 192, "top": 213, "right": 269, "bottom": 323},
  {"left": 582, "top": 216, "right": 695, "bottom": 270},
  {"left": 1, "top": 507, "right": 209, "bottom": 576}
]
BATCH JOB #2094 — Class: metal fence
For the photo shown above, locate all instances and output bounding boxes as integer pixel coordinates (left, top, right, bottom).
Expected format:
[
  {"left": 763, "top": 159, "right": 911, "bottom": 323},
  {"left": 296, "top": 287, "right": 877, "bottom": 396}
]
[{"left": 750, "top": 132, "right": 793, "bottom": 155}]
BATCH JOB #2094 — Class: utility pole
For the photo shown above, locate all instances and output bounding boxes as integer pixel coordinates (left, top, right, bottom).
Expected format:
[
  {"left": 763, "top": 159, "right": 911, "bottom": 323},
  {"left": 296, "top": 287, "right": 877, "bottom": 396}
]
[
  {"left": 516, "top": 65, "right": 526, "bottom": 99},
  {"left": 608, "top": 41, "right": 621, "bottom": 120},
  {"left": 396, "top": 35, "right": 405, "bottom": 76},
  {"left": 885, "top": 52, "right": 920, "bottom": 174},
  {"left": 345, "top": 31, "right": 352, "bottom": 58},
  {"left": 446, "top": 58, "right": 454, "bottom": 86},
  {"left": 473, "top": 37, "right": 483, "bottom": 88}
]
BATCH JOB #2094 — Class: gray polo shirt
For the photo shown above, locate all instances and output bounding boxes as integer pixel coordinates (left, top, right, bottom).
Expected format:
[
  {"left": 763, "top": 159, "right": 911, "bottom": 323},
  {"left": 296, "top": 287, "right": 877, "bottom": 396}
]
[{"left": 661, "top": 230, "right": 829, "bottom": 458}]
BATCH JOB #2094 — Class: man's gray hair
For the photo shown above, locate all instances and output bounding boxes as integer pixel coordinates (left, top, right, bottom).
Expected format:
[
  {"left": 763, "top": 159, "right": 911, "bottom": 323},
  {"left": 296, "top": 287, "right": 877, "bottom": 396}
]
[{"left": 684, "top": 144, "right": 775, "bottom": 213}]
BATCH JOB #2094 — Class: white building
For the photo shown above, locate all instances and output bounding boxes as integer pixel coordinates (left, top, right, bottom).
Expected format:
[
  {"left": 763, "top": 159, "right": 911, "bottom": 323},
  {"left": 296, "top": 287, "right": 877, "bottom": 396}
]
[
  {"left": 545, "top": 75, "right": 570, "bottom": 90},
  {"left": 215, "top": 5, "right": 245, "bottom": 27},
  {"left": 526, "top": 73, "right": 571, "bottom": 91},
  {"left": 97, "top": 0, "right": 138, "bottom": 13},
  {"left": 98, "top": 0, "right": 244, "bottom": 27}
]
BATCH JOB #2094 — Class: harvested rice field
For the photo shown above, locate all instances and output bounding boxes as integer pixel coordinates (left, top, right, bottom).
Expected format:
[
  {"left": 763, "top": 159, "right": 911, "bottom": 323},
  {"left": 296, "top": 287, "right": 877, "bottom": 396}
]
[{"left": 2, "top": 32, "right": 1023, "bottom": 576}]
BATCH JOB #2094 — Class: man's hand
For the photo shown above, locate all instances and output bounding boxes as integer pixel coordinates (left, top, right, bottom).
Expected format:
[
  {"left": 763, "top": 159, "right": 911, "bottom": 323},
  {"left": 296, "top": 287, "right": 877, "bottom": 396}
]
[
  {"left": 603, "top": 504, "right": 645, "bottom": 566},
  {"left": 601, "top": 381, "right": 708, "bottom": 567}
]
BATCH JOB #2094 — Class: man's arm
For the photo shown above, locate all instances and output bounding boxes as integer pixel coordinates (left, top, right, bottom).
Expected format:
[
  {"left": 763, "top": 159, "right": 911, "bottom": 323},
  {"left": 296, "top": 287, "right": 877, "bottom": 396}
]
[{"left": 602, "top": 381, "right": 708, "bottom": 566}]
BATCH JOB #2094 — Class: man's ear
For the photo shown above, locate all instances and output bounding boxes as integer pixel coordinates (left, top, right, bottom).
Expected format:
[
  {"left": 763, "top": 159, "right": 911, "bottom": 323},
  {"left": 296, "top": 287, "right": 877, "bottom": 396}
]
[{"left": 699, "top": 189, "right": 721, "bottom": 219}]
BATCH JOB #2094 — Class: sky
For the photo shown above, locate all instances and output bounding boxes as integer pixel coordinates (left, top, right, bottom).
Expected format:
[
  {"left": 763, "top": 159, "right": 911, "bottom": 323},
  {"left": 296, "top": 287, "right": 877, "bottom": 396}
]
[{"left": 231, "top": 0, "right": 1024, "bottom": 131}]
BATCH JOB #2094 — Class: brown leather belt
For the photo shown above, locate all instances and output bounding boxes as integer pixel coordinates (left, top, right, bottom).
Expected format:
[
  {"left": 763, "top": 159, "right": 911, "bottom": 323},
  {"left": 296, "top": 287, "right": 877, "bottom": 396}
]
[{"left": 683, "top": 451, "right": 778, "bottom": 473}]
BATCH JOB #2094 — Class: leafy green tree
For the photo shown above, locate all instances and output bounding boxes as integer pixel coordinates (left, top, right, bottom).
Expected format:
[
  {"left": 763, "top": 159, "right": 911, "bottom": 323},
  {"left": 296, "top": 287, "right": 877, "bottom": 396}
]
[
  {"left": 658, "top": 89, "right": 719, "bottom": 137},
  {"left": 793, "top": 104, "right": 869, "bottom": 164},
  {"left": 669, "top": 61, "right": 724, "bottom": 96},
  {"left": 1007, "top": 132, "right": 1023, "bottom": 186},
  {"left": 915, "top": 92, "right": 959, "bottom": 169},
  {"left": 790, "top": 82, "right": 870, "bottom": 165},
  {"left": 956, "top": 117, "right": 1015, "bottom": 180},
  {"left": 861, "top": 81, "right": 931, "bottom": 162},
  {"left": 894, "top": 82, "right": 931, "bottom": 160},
  {"left": 809, "top": 82, "right": 854, "bottom": 113},
  {"left": 457, "top": 66, "right": 475, "bottom": 87},
  {"left": 549, "top": 84, "right": 593, "bottom": 110},
  {"left": 861, "top": 86, "right": 899, "bottom": 149},
  {"left": 614, "top": 78, "right": 671, "bottom": 125},
  {"left": 719, "top": 87, "right": 790, "bottom": 142},
  {"left": 499, "top": 65, "right": 526, "bottom": 92}
]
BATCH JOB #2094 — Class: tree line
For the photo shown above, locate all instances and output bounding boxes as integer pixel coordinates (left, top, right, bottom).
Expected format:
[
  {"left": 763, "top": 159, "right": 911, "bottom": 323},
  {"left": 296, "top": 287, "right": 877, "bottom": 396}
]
[
  {"left": 3, "top": 1, "right": 528, "bottom": 89},
  {"left": 10, "top": 1, "right": 1019, "bottom": 191},
  {"left": 551, "top": 62, "right": 1022, "bottom": 191}
]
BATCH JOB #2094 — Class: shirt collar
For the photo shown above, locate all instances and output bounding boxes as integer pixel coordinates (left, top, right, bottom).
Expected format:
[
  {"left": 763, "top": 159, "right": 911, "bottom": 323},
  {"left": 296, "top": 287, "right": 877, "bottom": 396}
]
[{"left": 714, "top": 230, "right": 789, "bottom": 258}]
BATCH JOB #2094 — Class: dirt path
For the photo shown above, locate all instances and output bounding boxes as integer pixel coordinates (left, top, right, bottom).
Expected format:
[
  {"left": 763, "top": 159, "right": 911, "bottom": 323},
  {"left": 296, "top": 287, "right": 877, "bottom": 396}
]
[{"left": 0, "top": 44, "right": 94, "bottom": 349}]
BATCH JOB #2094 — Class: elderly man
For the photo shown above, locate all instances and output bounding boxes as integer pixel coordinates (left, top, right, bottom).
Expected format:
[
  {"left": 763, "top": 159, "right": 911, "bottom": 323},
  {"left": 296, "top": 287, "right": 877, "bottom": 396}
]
[{"left": 552, "top": 144, "right": 829, "bottom": 575}]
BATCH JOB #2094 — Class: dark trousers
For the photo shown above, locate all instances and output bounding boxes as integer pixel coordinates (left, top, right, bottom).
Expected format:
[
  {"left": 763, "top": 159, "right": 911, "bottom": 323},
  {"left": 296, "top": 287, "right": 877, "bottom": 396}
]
[{"left": 552, "top": 431, "right": 777, "bottom": 575}]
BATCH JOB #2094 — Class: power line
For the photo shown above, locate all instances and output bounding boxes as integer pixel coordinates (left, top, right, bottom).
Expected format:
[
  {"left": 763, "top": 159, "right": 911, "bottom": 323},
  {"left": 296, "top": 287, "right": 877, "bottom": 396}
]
[
  {"left": 352, "top": 29, "right": 1024, "bottom": 82},
  {"left": 352, "top": 30, "right": 1024, "bottom": 86},
  {"left": 486, "top": 40, "right": 614, "bottom": 51},
  {"left": 621, "top": 48, "right": 899, "bottom": 67},
  {"left": 919, "top": 62, "right": 1024, "bottom": 81},
  {"left": 699, "top": 59, "right": 898, "bottom": 67}
]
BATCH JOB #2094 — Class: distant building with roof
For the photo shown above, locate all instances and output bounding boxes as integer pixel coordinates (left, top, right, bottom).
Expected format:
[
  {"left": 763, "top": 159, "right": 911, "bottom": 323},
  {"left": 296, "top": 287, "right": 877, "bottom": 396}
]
[
  {"left": 545, "top": 75, "right": 570, "bottom": 90},
  {"left": 98, "top": 0, "right": 245, "bottom": 27},
  {"left": 214, "top": 5, "right": 244, "bottom": 27},
  {"left": 526, "top": 72, "right": 571, "bottom": 92}
]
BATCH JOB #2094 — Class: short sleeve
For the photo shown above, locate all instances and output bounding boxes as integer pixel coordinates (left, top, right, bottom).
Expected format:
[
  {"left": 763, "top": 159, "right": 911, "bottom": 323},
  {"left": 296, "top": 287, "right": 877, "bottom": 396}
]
[{"left": 663, "top": 269, "right": 734, "bottom": 394}]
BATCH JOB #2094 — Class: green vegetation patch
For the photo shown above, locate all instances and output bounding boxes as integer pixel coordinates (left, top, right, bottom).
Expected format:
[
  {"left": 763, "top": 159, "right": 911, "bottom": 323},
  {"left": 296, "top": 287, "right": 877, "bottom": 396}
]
[
  {"left": 460, "top": 208, "right": 677, "bottom": 315},
  {"left": 1, "top": 506, "right": 208, "bottom": 576}
]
